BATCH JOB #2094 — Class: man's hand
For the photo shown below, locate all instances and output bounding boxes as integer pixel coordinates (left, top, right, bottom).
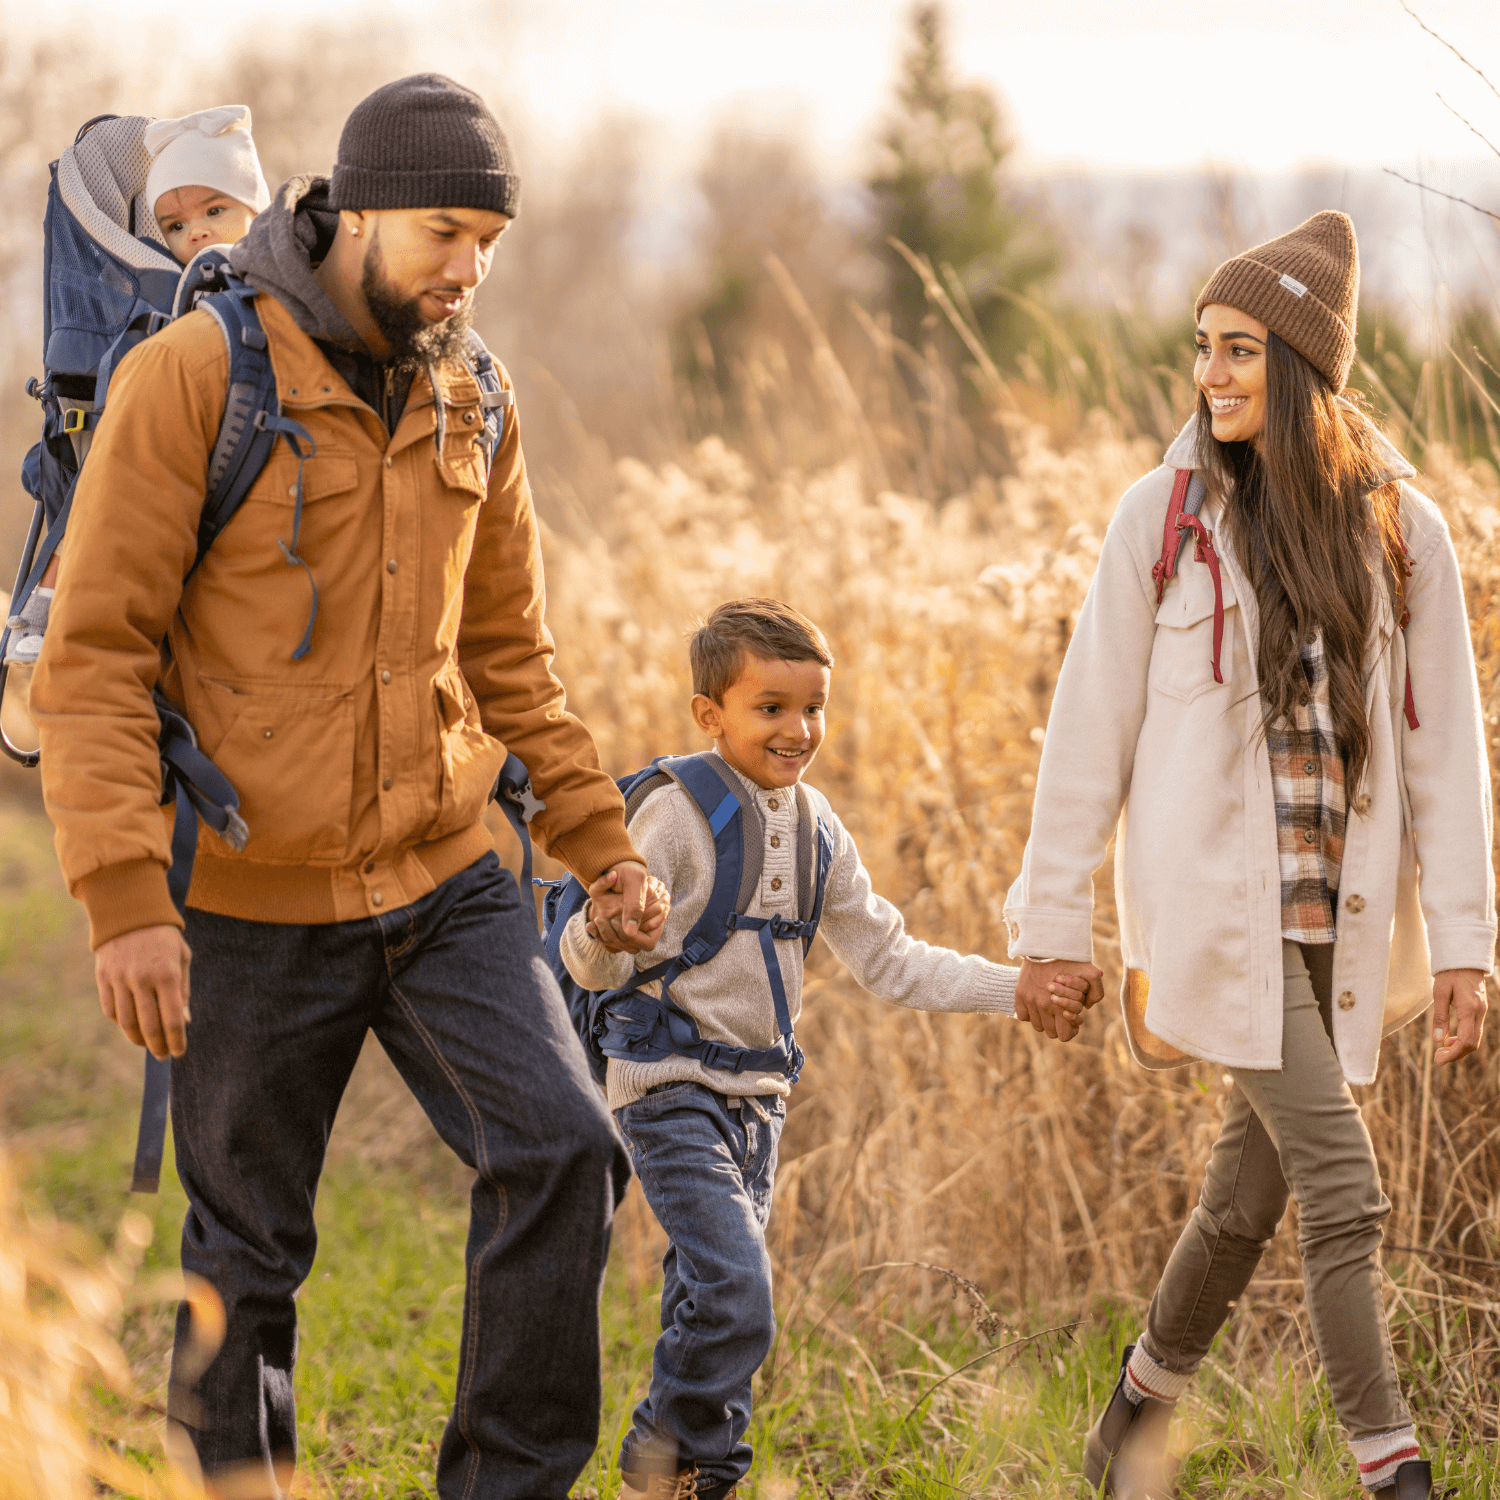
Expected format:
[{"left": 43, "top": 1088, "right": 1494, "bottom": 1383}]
[
  {"left": 585, "top": 861, "right": 657, "bottom": 953},
  {"left": 94, "top": 924, "right": 192, "bottom": 1059},
  {"left": 1432, "top": 968, "right": 1487, "bottom": 1066},
  {"left": 1015, "top": 958, "right": 1105, "bottom": 1043}
]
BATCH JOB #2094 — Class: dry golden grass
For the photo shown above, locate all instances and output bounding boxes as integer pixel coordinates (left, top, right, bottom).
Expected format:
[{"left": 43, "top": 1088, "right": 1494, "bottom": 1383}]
[{"left": 543, "top": 390, "right": 1500, "bottom": 1452}]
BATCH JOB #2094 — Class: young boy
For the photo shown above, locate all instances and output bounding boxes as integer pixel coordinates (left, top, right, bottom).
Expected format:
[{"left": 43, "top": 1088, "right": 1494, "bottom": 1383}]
[
  {"left": 5, "top": 106, "right": 269, "bottom": 664},
  {"left": 560, "top": 598, "right": 1100, "bottom": 1500}
]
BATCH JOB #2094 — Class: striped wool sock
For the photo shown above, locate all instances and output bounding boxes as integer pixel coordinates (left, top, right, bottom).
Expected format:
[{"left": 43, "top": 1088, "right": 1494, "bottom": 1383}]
[
  {"left": 1349, "top": 1426, "right": 1420, "bottom": 1491},
  {"left": 1122, "top": 1341, "right": 1192, "bottom": 1406}
]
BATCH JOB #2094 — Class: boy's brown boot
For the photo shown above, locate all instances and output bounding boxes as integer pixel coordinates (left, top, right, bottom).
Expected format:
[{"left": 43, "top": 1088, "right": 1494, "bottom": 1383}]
[
  {"left": 1081, "top": 1345, "right": 1174, "bottom": 1498},
  {"left": 620, "top": 1465, "right": 698, "bottom": 1500}
]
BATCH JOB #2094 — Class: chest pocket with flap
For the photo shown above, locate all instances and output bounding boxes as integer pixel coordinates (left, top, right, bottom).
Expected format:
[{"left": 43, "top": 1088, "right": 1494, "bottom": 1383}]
[{"left": 1149, "top": 564, "right": 1237, "bottom": 703}]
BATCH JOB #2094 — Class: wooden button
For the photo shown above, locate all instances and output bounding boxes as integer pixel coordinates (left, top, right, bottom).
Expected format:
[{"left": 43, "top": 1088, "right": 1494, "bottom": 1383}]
[
  {"left": 1337, "top": 991, "right": 1356, "bottom": 1011},
  {"left": 1345, "top": 894, "right": 1365, "bottom": 913},
  {"left": 371, "top": 892, "right": 384, "bottom": 907},
  {"left": 770, "top": 877, "right": 782, "bottom": 891},
  {"left": 1303, "top": 759, "right": 1316, "bottom": 776},
  {"left": 770, "top": 835, "right": 780, "bottom": 848},
  {"left": 767, "top": 799, "right": 779, "bottom": 811},
  {"left": 1303, "top": 829, "right": 1316, "bottom": 844}
]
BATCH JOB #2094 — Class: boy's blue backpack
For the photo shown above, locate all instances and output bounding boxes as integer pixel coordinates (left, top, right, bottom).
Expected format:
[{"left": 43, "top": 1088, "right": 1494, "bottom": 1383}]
[
  {"left": 539, "top": 752, "right": 835, "bottom": 1089},
  {"left": 0, "top": 115, "right": 530, "bottom": 1192}
]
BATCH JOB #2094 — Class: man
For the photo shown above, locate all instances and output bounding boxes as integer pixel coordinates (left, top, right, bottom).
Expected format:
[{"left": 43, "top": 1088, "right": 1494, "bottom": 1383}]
[{"left": 31, "top": 75, "right": 654, "bottom": 1497}]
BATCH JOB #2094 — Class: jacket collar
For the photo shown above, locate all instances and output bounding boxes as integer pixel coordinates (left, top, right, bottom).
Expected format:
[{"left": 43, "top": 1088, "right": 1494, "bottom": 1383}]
[{"left": 1161, "top": 405, "right": 1416, "bottom": 485}]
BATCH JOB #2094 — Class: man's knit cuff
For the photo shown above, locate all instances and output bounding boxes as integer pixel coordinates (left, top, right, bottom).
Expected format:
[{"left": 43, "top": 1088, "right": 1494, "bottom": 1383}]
[{"left": 75, "top": 857, "right": 183, "bottom": 950}]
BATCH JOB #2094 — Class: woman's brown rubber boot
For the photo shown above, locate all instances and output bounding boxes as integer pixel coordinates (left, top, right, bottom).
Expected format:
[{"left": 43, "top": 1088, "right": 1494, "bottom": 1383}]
[
  {"left": 1081, "top": 1345, "right": 1174, "bottom": 1498},
  {"left": 1371, "top": 1460, "right": 1454, "bottom": 1499}
]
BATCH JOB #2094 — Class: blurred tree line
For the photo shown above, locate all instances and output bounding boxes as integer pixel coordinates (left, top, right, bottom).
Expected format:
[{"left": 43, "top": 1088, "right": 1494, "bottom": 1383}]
[{"left": 0, "top": 2, "right": 1497, "bottom": 568}]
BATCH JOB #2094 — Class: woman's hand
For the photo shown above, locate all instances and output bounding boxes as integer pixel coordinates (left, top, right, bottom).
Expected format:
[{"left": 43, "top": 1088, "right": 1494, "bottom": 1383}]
[
  {"left": 1432, "top": 969, "right": 1488, "bottom": 1066},
  {"left": 1015, "top": 958, "right": 1105, "bottom": 1043}
]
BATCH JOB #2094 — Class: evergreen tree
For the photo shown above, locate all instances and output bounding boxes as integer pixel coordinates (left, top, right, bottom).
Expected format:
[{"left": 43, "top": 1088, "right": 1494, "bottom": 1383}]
[{"left": 869, "top": 4, "right": 1060, "bottom": 363}]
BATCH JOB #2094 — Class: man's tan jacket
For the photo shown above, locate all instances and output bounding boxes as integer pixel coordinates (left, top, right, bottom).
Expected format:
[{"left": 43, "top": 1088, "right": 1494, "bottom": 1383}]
[
  {"left": 31, "top": 294, "right": 639, "bottom": 948},
  {"left": 1004, "top": 420, "right": 1495, "bottom": 1085}
]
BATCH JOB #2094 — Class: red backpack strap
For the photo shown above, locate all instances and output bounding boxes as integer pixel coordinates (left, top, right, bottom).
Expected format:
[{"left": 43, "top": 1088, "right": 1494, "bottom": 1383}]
[
  {"left": 1177, "top": 513, "right": 1225, "bottom": 685},
  {"left": 1152, "top": 469, "right": 1193, "bottom": 605}
]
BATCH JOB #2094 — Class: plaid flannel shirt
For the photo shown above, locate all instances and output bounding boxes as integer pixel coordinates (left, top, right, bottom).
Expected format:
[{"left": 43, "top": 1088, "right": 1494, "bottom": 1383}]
[{"left": 1267, "top": 633, "right": 1346, "bottom": 943}]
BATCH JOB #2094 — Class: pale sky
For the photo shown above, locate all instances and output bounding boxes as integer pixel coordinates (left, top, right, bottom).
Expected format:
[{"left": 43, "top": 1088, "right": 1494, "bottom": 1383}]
[{"left": 14, "top": 0, "right": 1500, "bottom": 175}]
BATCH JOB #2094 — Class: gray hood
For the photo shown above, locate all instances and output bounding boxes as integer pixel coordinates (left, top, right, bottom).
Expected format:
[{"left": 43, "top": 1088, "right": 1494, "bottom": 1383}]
[{"left": 229, "top": 174, "right": 367, "bottom": 352}]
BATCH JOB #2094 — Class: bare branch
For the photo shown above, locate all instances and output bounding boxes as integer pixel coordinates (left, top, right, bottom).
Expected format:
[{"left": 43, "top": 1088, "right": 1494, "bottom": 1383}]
[
  {"left": 1399, "top": 0, "right": 1500, "bottom": 106},
  {"left": 1437, "top": 93, "right": 1500, "bottom": 162},
  {"left": 896, "top": 1319, "right": 1083, "bottom": 1426},
  {"left": 1381, "top": 168, "right": 1500, "bottom": 224}
]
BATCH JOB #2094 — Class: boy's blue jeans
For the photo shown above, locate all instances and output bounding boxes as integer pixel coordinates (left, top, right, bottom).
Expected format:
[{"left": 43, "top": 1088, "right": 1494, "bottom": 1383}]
[
  {"left": 615, "top": 1083, "right": 786, "bottom": 1499},
  {"left": 168, "top": 852, "right": 632, "bottom": 1499}
]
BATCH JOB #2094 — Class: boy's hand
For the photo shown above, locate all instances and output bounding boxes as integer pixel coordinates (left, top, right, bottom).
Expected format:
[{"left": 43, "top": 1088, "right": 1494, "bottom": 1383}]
[
  {"left": 586, "top": 861, "right": 656, "bottom": 953},
  {"left": 594, "top": 875, "right": 670, "bottom": 951},
  {"left": 1015, "top": 958, "right": 1104, "bottom": 1043},
  {"left": 94, "top": 924, "right": 193, "bottom": 1059}
]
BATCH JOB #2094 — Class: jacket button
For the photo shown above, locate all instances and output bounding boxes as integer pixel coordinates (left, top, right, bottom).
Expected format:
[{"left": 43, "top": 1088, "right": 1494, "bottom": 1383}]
[
  {"left": 263, "top": 728, "right": 273, "bottom": 740},
  {"left": 768, "top": 798, "right": 779, "bottom": 811},
  {"left": 381, "top": 670, "right": 392, "bottom": 685},
  {"left": 371, "top": 891, "right": 384, "bottom": 907},
  {"left": 1353, "top": 793, "right": 1371, "bottom": 815},
  {"left": 1303, "top": 759, "right": 1316, "bottom": 776},
  {"left": 382, "top": 776, "right": 393, "bottom": 791},
  {"left": 1337, "top": 990, "right": 1356, "bottom": 1011},
  {"left": 1303, "top": 829, "right": 1316, "bottom": 844},
  {"left": 1008, "top": 921, "right": 1019, "bottom": 940},
  {"left": 287, "top": 484, "right": 298, "bottom": 497},
  {"left": 1345, "top": 894, "right": 1366, "bottom": 913},
  {"left": 387, "top": 559, "right": 398, "bottom": 573},
  {"left": 770, "top": 877, "right": 782, "bottom": 891},
  {"left": 463, "top": 410, "right": 477, "bottom": 425},
  {"left": 384, "top": 456, "right": 393, "bottom": 468},
  {"left": 770, "top": 835, "right": 780, "bottom": 848}
]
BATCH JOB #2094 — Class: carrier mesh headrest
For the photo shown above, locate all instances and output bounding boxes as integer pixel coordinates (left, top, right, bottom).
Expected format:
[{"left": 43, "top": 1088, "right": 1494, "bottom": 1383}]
[{"left": 58, "top": 116, "right": 176, "bottom": 272}]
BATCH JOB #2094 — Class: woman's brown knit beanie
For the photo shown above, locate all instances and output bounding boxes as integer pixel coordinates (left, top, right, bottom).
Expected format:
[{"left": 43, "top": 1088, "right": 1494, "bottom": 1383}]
[{"left": 1195, "top": 210, "right": 1359, "bottom": 391}]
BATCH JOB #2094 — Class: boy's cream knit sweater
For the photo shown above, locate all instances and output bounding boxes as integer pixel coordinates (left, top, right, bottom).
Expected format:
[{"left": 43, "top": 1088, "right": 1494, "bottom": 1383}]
[{"left": 559, "top": 756, "right": 1018, "bottom": 1110}]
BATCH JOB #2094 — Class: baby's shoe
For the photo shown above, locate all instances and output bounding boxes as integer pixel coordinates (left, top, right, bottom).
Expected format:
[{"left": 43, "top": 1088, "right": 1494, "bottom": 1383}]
[{"left": 4, "top": 586, "right": 52, "bottom": 665}]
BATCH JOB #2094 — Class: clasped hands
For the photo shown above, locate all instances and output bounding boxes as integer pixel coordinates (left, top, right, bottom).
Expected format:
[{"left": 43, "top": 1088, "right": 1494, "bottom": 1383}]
[
  {"left": 1015, "top": 958, "right": 1106, "bottom": 1043},
  {"left": 585, "top": 860, "right": 671, "bottom": 953}
]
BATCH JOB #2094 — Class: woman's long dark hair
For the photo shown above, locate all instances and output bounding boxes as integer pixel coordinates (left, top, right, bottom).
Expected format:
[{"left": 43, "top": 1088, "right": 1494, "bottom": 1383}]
[{"left": 1196, "top": 333, "right": 1406, "bottom": 793}]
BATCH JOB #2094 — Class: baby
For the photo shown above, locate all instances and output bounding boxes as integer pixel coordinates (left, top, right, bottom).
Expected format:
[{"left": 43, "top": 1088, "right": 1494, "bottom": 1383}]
[{"left": 5, "top": 106, "right": 270, "bottom": 665}]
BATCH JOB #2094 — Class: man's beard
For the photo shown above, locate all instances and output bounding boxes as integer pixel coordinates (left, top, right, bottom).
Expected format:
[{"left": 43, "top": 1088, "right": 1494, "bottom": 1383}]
[{"left": 360, "top": 229, "right": 474, "bottom": 370}]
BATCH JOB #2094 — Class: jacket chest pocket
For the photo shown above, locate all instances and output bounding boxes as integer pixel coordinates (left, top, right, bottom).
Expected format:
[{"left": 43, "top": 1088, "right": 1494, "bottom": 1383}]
[{"left": 1149, "top": 571, "right": 1237, "bottom": 702}]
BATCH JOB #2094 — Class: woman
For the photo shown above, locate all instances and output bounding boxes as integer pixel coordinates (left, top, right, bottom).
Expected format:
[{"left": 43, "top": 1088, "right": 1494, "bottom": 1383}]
[{"left": 1004, "top": 212, "right": 1492, "bottom": 1499}]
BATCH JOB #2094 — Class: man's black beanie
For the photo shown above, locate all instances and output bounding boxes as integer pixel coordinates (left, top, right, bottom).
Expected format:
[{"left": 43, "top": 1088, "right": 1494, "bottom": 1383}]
[{"left": 328, "top": 73, "right": 519, "bottom": 217}]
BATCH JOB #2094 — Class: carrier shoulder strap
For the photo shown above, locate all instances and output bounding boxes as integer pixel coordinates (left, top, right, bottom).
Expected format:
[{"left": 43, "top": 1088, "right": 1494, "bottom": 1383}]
[{"left": 465, "top": 328, "right": 514, "bottom": 473}]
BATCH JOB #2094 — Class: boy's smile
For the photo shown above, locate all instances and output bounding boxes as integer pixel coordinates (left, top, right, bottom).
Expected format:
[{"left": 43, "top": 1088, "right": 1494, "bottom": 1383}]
[{"left": 691, "top": 654, "right": 830, "bottom": 790}]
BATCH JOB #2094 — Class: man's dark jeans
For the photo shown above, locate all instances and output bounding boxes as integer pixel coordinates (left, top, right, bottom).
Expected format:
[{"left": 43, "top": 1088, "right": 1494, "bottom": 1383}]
[{"left": 168, "top": 852, "right": 631, "bottom": 1498}]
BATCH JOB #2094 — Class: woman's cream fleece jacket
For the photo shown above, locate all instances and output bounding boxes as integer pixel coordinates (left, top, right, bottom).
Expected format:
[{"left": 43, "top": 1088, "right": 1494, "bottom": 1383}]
[
  {"left": 560, "top": 756, "right": 1018, "bottom": 1109},
  {"left": 1004, "top": 420, "right": 1495, "bottom": 1085}
]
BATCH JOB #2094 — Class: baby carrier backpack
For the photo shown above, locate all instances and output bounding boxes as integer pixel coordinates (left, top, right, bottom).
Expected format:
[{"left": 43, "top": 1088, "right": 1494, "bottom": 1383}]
[
  {"left": 0, "top": 114, "right": 533, "bottom": 1191},
  {"left": 538, "top": 752, "right": 835, "bottom": 1088}
]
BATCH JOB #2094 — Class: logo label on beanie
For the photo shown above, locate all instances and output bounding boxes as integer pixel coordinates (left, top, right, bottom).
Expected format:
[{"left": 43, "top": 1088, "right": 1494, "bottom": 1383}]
[{"left": 1278, "top": 273, "right": 1308, "bottom": 298}]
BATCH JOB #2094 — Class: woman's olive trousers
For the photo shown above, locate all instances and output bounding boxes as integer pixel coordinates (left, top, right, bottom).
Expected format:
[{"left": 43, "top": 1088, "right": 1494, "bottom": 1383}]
[{"left": 1141, "top": 940, "right": 1410, "bottom": 1438}]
